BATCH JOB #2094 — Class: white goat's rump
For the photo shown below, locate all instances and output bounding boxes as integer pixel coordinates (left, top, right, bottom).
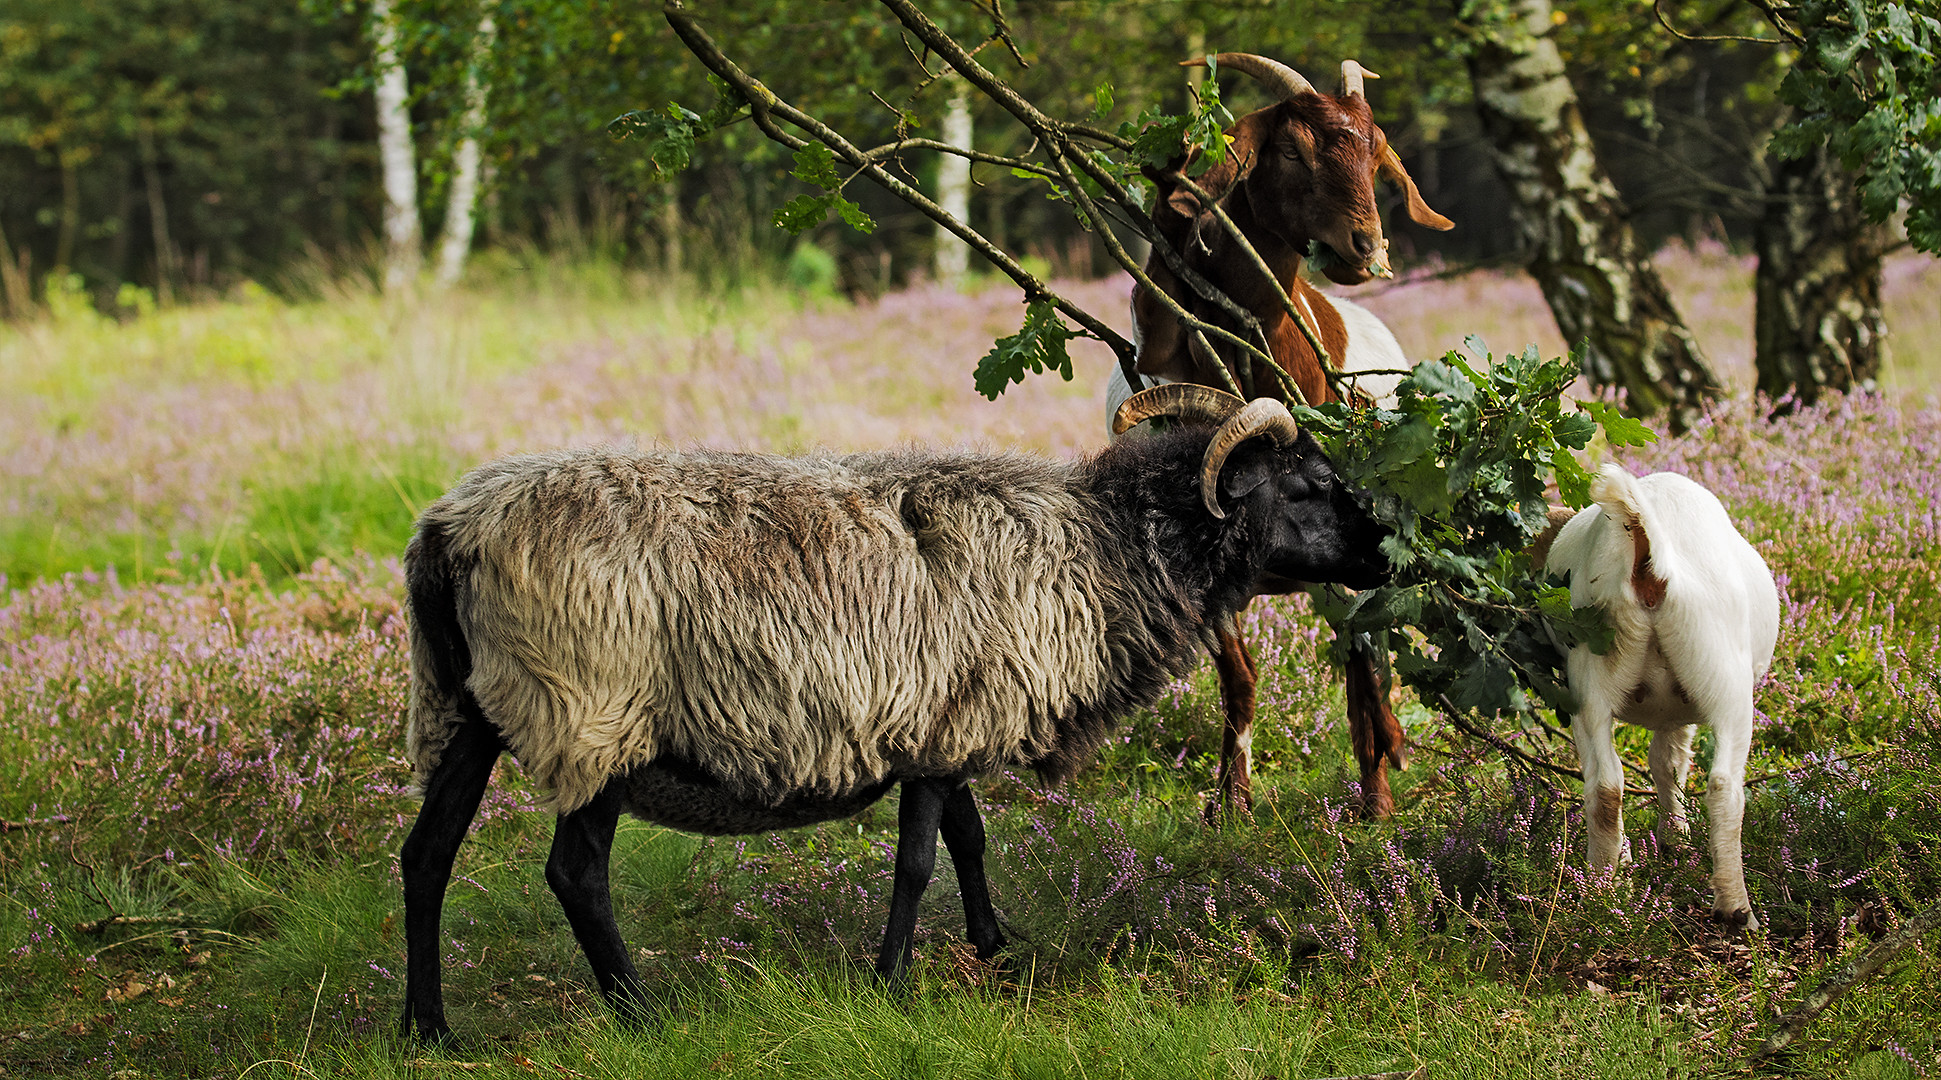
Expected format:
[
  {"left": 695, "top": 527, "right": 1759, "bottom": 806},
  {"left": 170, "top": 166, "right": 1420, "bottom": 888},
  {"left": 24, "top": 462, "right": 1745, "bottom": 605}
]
[{"left": 407, "top": 446, "right": 1129, "bottom": 816}]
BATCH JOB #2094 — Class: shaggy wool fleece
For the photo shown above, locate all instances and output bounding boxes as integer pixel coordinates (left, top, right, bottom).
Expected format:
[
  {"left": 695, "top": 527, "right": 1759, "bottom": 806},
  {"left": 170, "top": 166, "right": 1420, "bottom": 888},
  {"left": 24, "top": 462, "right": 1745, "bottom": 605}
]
[{"left": 405, "top": 445, "right": 1149, "bottom": 816}]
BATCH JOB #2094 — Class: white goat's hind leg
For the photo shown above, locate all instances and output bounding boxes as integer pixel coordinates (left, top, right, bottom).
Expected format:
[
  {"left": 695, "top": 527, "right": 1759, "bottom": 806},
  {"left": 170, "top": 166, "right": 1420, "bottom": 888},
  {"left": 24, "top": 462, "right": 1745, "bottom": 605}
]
[
  {"left": 1704, "top": 705, "right": 1757, "bottom": 928},
  {"left": 1570, "top": 700, "right": 1629, "bottom": 870},
  {"left": 1648, "top": 725, "right": 1696, "bottom": 846}
]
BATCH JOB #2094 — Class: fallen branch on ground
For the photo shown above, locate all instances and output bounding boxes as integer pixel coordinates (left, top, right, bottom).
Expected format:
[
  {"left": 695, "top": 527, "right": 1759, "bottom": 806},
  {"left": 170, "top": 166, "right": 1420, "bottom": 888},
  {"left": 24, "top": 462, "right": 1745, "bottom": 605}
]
[
  {"left": 1, "top": 815, "right": 72, "bottom": 832},
  {"left": 1749, "top": 900, "right": 1941, "bottom": 1067},
  {"left": 74, "top": 912, "right": 197, "bottom": 935}
]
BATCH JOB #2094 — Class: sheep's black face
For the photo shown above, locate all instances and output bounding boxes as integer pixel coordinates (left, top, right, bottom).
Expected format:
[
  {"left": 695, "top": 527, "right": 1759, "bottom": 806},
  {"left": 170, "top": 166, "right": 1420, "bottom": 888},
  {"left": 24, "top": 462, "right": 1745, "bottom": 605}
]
[{"left": 1226, "top": 435, "right": 1391, "bottom": 592}]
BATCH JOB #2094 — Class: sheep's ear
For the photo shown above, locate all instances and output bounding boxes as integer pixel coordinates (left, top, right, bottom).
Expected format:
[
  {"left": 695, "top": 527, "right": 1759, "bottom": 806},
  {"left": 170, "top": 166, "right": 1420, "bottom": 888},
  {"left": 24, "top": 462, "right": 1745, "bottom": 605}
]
[{"left": 1220, "top": 454, "right": 1275, "bottom": 506}]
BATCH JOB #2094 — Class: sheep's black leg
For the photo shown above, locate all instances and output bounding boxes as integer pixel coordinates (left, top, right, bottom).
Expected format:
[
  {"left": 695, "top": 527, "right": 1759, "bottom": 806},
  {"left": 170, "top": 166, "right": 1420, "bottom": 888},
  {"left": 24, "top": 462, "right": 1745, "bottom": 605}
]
[
  {"left": 875, "top": 777, "right": 946, "bottom": 983},
  {"left": 399, "top": 710, "right": 503, "bottom": 1045},
  {"left": 937, "top": 781, "right": 1006, "bottom": 964},
  {"left": 545, "top": 780, "right": 650, "bottom": 1025}
]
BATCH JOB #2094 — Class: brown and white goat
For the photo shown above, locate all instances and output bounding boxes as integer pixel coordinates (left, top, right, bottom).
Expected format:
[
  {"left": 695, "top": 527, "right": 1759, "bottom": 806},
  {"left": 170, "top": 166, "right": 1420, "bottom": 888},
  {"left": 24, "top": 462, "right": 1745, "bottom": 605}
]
[{"left": 1111, "top": 53, "right": 1452, "bottom": 819}]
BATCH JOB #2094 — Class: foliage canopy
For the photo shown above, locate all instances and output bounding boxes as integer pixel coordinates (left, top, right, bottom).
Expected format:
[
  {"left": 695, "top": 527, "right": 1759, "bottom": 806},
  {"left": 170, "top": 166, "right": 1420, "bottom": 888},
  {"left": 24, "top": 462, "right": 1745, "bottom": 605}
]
[{"left": 1764, "top": 0, "right": 1941, "bottom": 253}]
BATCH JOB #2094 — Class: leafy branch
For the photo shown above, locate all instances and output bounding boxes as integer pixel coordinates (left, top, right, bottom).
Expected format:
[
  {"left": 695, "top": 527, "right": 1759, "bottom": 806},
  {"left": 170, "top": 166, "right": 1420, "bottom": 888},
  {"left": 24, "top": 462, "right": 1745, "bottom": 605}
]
[
  {"left": 1760, "top": 0, "right": 1941, "bottom": 253},
  {"left": 1301, "top": 339, "right": 1655, "bottom": 720}
]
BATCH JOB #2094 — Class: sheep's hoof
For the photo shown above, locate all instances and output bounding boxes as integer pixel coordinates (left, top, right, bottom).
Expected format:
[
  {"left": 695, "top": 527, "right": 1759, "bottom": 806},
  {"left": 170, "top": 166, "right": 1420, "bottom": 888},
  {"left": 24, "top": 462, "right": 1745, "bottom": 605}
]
[
  {"left": 607, "top": 990, "right": 656, "bottom": 1029},
  {"left": 399, "top": 1011, "right": 459, "bottom": 1050}
]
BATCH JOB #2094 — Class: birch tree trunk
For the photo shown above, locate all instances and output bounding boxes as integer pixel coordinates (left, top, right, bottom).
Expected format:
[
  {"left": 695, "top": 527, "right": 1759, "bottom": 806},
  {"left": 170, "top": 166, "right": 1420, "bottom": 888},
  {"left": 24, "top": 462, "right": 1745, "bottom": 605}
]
[
  {"left": 934, "top": 77, "right": 972, "bottom": 286},
  {"left": 1753, "top": 138, "right": 1892, "bottom": 407},
  {"left": 435, "top": 8, "right": 496, "bottom": 287},
  {"left": 371, "top": 0, "right": 421, "bottom": 292},
  {"left": 1461, "top": 0, "right": 1720, "bottom": 432}
]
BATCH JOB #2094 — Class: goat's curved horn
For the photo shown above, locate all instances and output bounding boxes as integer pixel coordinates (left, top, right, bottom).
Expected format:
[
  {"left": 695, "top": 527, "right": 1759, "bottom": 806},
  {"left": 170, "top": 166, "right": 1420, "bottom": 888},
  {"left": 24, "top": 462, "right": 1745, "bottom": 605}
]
[
  {"left": 1112, "top": 383, "right": 1247, "bottom": 436},
  {"left": 1340, "top": 60, "right": 1380, "bottom": 98},
  {"left": 1181, "top": 53, "right": 1315, "bottom": 101},
  {"left": 1201, "top": 398, "right": 1302, "bottom": 519}
]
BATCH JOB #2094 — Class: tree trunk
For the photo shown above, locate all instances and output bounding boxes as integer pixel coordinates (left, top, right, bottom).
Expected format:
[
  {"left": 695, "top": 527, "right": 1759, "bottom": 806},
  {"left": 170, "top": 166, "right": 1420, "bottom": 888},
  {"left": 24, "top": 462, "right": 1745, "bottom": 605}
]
[
  {"left": 436, "top": 8, "right": 496, "bottom": 287},
  {"left": 658, "top": 189, "right": 683, "bottom": 273},
  {"left": 137, "top": 123, "right": 177, "bottom": 306},
  {"left": 370, "top": 0, "right": 421, "bottom": 292},
  {"left": 1461, "top": 0, "right": 1720, "bottom": 432},
  {"left": 934, "top": 77, "right": 972, "bottom": 285},
  {"left": 107, "top": 158, "right": 135, "bottom": 301},
  {"left": 1753, "top": 139, "right": 1892, "bottom": 407},
  {"left": 0, "top": 216, "right": 31, "bottom": 318},
  {"left": 56, "top": 152, "right": 80, "bottom": 274}
]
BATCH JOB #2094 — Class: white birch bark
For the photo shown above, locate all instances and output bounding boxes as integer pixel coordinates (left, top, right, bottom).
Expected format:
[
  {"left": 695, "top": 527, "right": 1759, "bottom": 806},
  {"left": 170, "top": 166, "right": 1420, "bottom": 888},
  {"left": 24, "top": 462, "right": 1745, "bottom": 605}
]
[
  {"left": 371, "top": 0, "right": 421, "bottom": 292},
  {"left": 435, "top": 8, "right": 496, "bottom": 287},
  {"left": 1462, "top": 0, "right": 1719, "bottom": 432},
  {"left": 934, "top": 78, "right": 972, "bottom": 285}
]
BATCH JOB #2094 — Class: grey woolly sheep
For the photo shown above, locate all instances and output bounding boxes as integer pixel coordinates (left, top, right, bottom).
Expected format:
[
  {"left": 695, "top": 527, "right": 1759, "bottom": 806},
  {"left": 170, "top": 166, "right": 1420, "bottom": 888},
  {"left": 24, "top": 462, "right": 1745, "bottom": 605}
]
[{"left": 397, "top": 384, "right": 1391, "bottom": 1043}]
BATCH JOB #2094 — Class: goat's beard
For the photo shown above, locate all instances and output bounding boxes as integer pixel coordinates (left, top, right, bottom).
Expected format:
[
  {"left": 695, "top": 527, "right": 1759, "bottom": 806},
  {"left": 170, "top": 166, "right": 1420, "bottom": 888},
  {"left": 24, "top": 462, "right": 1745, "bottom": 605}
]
[{"left": 1306, "top": 240, "right": 1388, "bottom": 285}]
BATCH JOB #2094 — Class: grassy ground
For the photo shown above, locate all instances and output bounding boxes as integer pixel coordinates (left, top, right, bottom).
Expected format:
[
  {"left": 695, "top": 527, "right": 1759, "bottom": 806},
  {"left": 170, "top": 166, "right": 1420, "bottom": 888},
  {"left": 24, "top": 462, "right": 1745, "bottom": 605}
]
[{"left": 2, "top": 253, "right": 1939, "bottom": 1079}]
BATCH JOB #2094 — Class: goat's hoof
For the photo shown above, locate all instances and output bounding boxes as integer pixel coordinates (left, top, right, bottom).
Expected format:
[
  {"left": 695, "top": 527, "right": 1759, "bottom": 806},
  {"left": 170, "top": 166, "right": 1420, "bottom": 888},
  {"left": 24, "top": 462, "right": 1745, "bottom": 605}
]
[
  {"left": 1712, "top": 907, "right": 1757, "bottom": 932},
  {"left": 1202, "top": 794, "right": 1254, "bottom": 827},
  {"left": 1355, "top": 791, "right": 1395, "bottom": 822}
]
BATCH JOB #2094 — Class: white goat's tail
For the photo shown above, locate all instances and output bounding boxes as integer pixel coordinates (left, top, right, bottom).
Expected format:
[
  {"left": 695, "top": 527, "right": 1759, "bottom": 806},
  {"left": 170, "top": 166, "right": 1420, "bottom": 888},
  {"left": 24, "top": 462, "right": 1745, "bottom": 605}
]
[
  {"left": 1588, "top": 463, "right": 1644, "bottom": 517},
  {"left": 1588, "top": 464, "right": 1672, "bottom": 607}
]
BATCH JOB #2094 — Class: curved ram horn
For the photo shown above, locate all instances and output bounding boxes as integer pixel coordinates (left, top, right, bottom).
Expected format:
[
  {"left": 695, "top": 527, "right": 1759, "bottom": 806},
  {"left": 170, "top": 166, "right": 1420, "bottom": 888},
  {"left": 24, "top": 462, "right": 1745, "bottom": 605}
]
[
  {"left": 1112, "top": 382, "right": 1247, "bottom": 436},
  {"left": 1340, "top": 60, "right": 1380, "bottom": 98},
  {"left": 1200, "top": 398, "right": 1302, "bottom": 520},
  {"left": 1180, "top": 53, "right": 1315, "bottom": 101}
]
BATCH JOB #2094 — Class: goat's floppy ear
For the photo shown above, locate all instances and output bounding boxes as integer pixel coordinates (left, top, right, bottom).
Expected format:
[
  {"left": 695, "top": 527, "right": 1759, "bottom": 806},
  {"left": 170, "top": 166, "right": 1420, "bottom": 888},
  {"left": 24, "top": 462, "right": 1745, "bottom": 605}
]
[
  {"left": 1378, "top": 146, "right": 1454, "bottom": 231},
  {"left": 1180, "top": 109, "right": 1276, "bottom": 216}
]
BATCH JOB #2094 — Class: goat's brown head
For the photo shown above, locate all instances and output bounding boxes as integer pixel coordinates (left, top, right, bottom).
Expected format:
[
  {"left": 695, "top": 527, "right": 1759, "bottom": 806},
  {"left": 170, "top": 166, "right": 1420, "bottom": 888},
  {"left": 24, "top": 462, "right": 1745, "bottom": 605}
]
[{"left": 1178, "top": 54, "right": 1453, "bottom": 285}]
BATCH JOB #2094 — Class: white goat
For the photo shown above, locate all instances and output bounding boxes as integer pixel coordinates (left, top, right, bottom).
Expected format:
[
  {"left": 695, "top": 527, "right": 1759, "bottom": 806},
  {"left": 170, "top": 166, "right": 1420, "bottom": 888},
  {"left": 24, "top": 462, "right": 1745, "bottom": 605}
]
[{"left": 1539, "top": 464, "right": 1780, "bottom": 926}]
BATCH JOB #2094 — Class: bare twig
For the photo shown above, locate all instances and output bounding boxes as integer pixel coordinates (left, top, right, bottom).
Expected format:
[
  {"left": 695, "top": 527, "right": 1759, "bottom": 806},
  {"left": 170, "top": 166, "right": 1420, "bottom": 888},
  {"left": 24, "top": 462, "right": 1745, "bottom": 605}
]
[
  {"left": 1058, "top": 121, "right": 1135, "bottom": 151},
  {"left": 1749, "top": 901, "right": 1941, "bottom": 1066},
  {"left": 1437, "top": 695, "right": 1653, "bottom": 797},
  {"left": 876, "top": 0, "right": 1285, "bottom": 393},
  {"left": 1654, "top": 0, "right": 1788, "bottom": 43},
  {"left": 662, "top": 0, "right": 1137, "bottom": 375},
  {"left": 856, "top": 137, "right": 1054, "bottom": 177},
  {"left": 1167, "top": 167, "right": 1329, "bottom": 396},
  {"left": 1530, "top": 713, "right": 1655, "bottom": 787}
]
